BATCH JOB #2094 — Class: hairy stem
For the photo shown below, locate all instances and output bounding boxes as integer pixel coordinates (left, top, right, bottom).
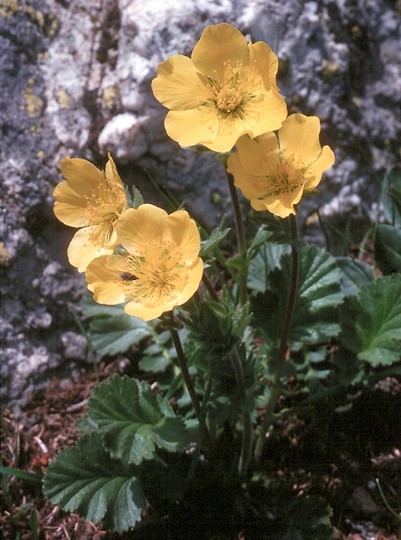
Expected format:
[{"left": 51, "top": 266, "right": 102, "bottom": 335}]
[
  {"left": 167, "top": 315, "right": 213, "bottom": 455},
  {"left": 254, "top": 214, "right": 299, "bottom": 461},
  {"left": 225, "top": 170, "right": 248, "bottom": 305},
  {"left": 230, "top": 348, "right": 253, "bottom": 477}
]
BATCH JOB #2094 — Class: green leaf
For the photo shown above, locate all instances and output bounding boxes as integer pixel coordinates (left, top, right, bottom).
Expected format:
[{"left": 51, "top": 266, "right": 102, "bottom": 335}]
[
  {"left": 336, "top": 257, "right": 375, "bottom": 296},
  {"left": 43, "top": 433, "right": 145, "bottom": 533},
  {"left": 248, "top": 242, "right": 291, "bottom": 293},
  {"left": 200, "top": 226, "right": 231, "bottom": 256},
  {"left": 83, "top": 298, "right": 152, "bottom": 356},
  {"left": 88, "top": 375, "right": 193, "bottom": 464},
  {"left": 251, "top": 211, "right": 292, "bottom": 243},
  {"left": 339, "top": 274, "right": 401, "bottom": 366},
  {"left": 138, "top": 331, "right": 175, "bottom": 373},
  {"left": 0, "top": 466, "right": 42, "bottom": 483},
  {"left": 252, "top": 244, "right": 344, "bottom": 348},
  {"left": 381, "top": 167, "right": 401, "bottom": 226},
  {"left": 374, "top": 224, "right": 401, "bottom": 275},
  {"left": 247, "top": 225, "right": 271, "bottom": 259}
]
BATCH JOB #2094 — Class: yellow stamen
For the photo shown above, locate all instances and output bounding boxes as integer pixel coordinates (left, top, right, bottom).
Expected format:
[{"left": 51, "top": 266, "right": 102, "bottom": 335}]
[
  {"left": 121, "top": 240, "right": 189, "bottom": 308},
  {"left": 261, "top": 153, "right": 307, "bottom": 198}
]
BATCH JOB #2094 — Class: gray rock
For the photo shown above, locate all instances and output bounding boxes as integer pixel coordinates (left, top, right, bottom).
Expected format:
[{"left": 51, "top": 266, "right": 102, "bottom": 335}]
[
  {"left": 1, "top": 0, "right": 400, "bottom": 409},
  {"left": 60, "top": 331, "right": 87, "bottom": 361}
]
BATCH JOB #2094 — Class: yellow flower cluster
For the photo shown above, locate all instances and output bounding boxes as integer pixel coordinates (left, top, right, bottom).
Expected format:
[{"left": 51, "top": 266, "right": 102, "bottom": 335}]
[
  {"left": 152, "top": 23, "right": 335, "bottom": 217},
  {"left": 53, "top": 159, "right": 203, "bottom": 321},
  {"left": 53, "top": 23, "right": 336, "bottom": 319}
]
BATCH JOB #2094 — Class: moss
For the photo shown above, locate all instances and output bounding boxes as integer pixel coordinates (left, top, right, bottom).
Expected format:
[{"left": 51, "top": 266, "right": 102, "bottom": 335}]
[
  {"left": 23, "top": 80, "right": 44, "bottom": 118},
  {"left": 0, "top": 0, "right": 44, "bottom": 29},
  {"left": 56, "top": 89, "right": 71, "bottom": 109},
  {"left": 0, "top": 242, "right": 11, "bottom": 266}
]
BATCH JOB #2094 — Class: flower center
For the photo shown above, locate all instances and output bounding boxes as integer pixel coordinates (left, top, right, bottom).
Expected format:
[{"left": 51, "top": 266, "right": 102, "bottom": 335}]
[
  {"left": 261, "top": 153, "right": 307, "bottom": 197},
  {"left": 122, "top": 240, "right": 188, "bottom": 308},
  {"left": 216, "top": 86, "right": 242, "bottom": 113},
  {"left": 84, "top": 179, "right": 127, "bottom": 246}
]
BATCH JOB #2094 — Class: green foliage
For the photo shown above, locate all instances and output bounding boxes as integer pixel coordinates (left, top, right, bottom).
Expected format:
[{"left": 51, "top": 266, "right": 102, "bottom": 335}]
[
  {"left": 184, "top": 291, "right": 252, "bottom": 367},
  {"left": 249, "top": 478, "right": 335, "bottom": 539},
  {"left": 83, "top": 297, "right": 153, "bottom": 356},
  {"left": 251, "top": 211, "right": 292, "bottom": 243},
  {"left": 252, "top": 243, "right": 344, "bottom": 349},
  {"left": 43, "top": 433, "right": 145, "bottom": 533},
  {"left": 126, "top": 185, "right": 144, "bottom": 209},
  {"left": 207, "top": 346, "right": 260, "bottom": 426},
  {"left": 200, "top": 226, "right": 231, "bottom": 257},
  {"left": 337, "top": 274, "right": 401, "bottom": 368},
  {"left": 374, "top": 224, "right": 401, "bottom": 274},
  {"left": 248, "top": 241, "right": 290, "bottom": 293},
  {"left": 0, "top": 466, "right": 42, "bottom": 483},
  {"left": 381, "top": 167, "right": 401, "bottom": 226},
  {"left": 336, "top": 256, "right": 375, "bottom": 296},
  {"left": 88, "top": 375, "right": 193, "bottom": 464},
  {"left": 138, "top": 330, "right": 175, "bottom": 373}
]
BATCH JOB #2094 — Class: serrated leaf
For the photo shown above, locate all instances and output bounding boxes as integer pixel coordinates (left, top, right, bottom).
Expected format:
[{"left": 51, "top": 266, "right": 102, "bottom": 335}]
[
  {"left": 138, "top": 330, "right": 175, "bottom": 373},
  {"left": 252, "top": 244, "right": 344, "bottom": 347},
  {"left": 336, "top": 257, "right": 375, "bottom": 296},
  {"left": 381, "top": 167, "right": 401, "bottom": 226},
  {"left": 88, "top": 375, "right": 193, "bottom": 464},
  {"left": 200, "top": 226, "right": 231, "bottom": 256},
  {"left": 83, "top": 298, "right": 152, "bottom": 356},
  {"left": 43, "top": 433, "right": 145, "bottom": 533},
  {"left": 90, "top": 315, "right": 151, "bottom": 356},
  {"left": 374, "top": 224, "right": 401, "bottom": 275},
  {"left": 248, "top": 243, "right": 291, "bottom": 293},
  {"left": 339, "top": 274, "right": 401, "bottom": 366}
]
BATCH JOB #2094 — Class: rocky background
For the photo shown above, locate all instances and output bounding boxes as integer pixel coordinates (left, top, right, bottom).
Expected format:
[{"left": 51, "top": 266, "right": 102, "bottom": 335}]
[{"left": 1, "top": 0, "right": 400, "bottom": 410}]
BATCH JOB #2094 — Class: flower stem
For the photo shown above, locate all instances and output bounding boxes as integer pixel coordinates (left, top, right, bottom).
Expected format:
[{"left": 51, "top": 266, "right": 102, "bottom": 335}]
[
  {"left": 167, "top": 314, "right": 213, "bottom": 455},
  {"left": 230, "top": 348, "right": 253, "bottom": 477},
  {"left": 254, "top": 214, "right": 299, "bottom": 461},
  {"left": 202, "top": 272, "right": 219, "bottom": 302},
  {"left": 225, "top": 170, "right": 248, "bottom": 305}
]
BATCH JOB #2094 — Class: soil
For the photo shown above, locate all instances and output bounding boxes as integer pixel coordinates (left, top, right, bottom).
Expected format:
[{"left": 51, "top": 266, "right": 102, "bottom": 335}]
[{"left": 1, "top": 357, "right": 401, "bottom": 540}]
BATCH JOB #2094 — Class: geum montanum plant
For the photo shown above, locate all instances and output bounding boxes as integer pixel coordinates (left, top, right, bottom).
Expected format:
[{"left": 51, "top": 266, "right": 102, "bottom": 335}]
[{"left": 44, "top": 23, "right": 401, "bottom": 537}]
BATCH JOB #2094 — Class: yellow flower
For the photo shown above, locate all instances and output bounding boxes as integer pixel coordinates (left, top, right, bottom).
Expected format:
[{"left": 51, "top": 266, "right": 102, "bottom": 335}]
[
  {"left": 151, "top": 23, "right": 287, "bottom": 152},
  {"left": 227, "top": 114, "right": 335, "bottom": 218},
  {"left": 53, "top": 154, "right": 128, "bottom": 271},
  {"left": 85, "top": 204, "right": 204, "bottom": 321}
]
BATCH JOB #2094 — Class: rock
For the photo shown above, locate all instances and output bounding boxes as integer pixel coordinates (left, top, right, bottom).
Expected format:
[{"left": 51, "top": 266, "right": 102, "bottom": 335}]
[
  {"left": 1, "top": 0, "right": 400, "bottom": 408},
  {"left": 60, "top": 331, "right": 87, "bottom": 361}
]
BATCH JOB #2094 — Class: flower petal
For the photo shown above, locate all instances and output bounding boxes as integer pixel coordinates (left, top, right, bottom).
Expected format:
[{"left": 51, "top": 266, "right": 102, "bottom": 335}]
[
  {"left": 191, "top": 23, "right": 249, "bottom": 79},
  {"left": 152, "top": 55, "right": 211, "bottom": 110},
  {"left": 232, "top": 134, "right": 278, "bottom": 176},
  {"left": 116, "top": 205, "right": 167, "bottom": 255},
  {"left": 60, "top": 158, "right": 105, "bottom": 194},
  {"left": 163, "top": 210, "right": 200, "bottom": 263},
  {"left": 279, "top": 114, "right": 323, "bottom": 162},
  {"left": 104, "top": 153, "right": 125, "bottom": 188},
  {"left": 174, "top": 257, "right": 204, "bottom": 306},
  {"left": 53, "top": 181, "right": 90, "bottom": 227},
  {"left": 304, "top": 145, "right": 336, "bottom": 190},
  {"left": 242, "top": 87, "right": 287, "bottom": 138},
  {"left": 227, "top": 152, "right": 269, "bottom": 199},
  {"left": 164, "top": 108, "right": 219, "bottom": 149},
  {"left": 252, "top": 185, "right": 305, "bottom": 218},
  {"left": 67, "top": 227, "right": 114, "bottom": 272},
  {"left": 86, "top": 254, "right": 127, "bottom": 304},
  {"left": 248, "top": 41, "right": 280, "bottom": 92}
]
